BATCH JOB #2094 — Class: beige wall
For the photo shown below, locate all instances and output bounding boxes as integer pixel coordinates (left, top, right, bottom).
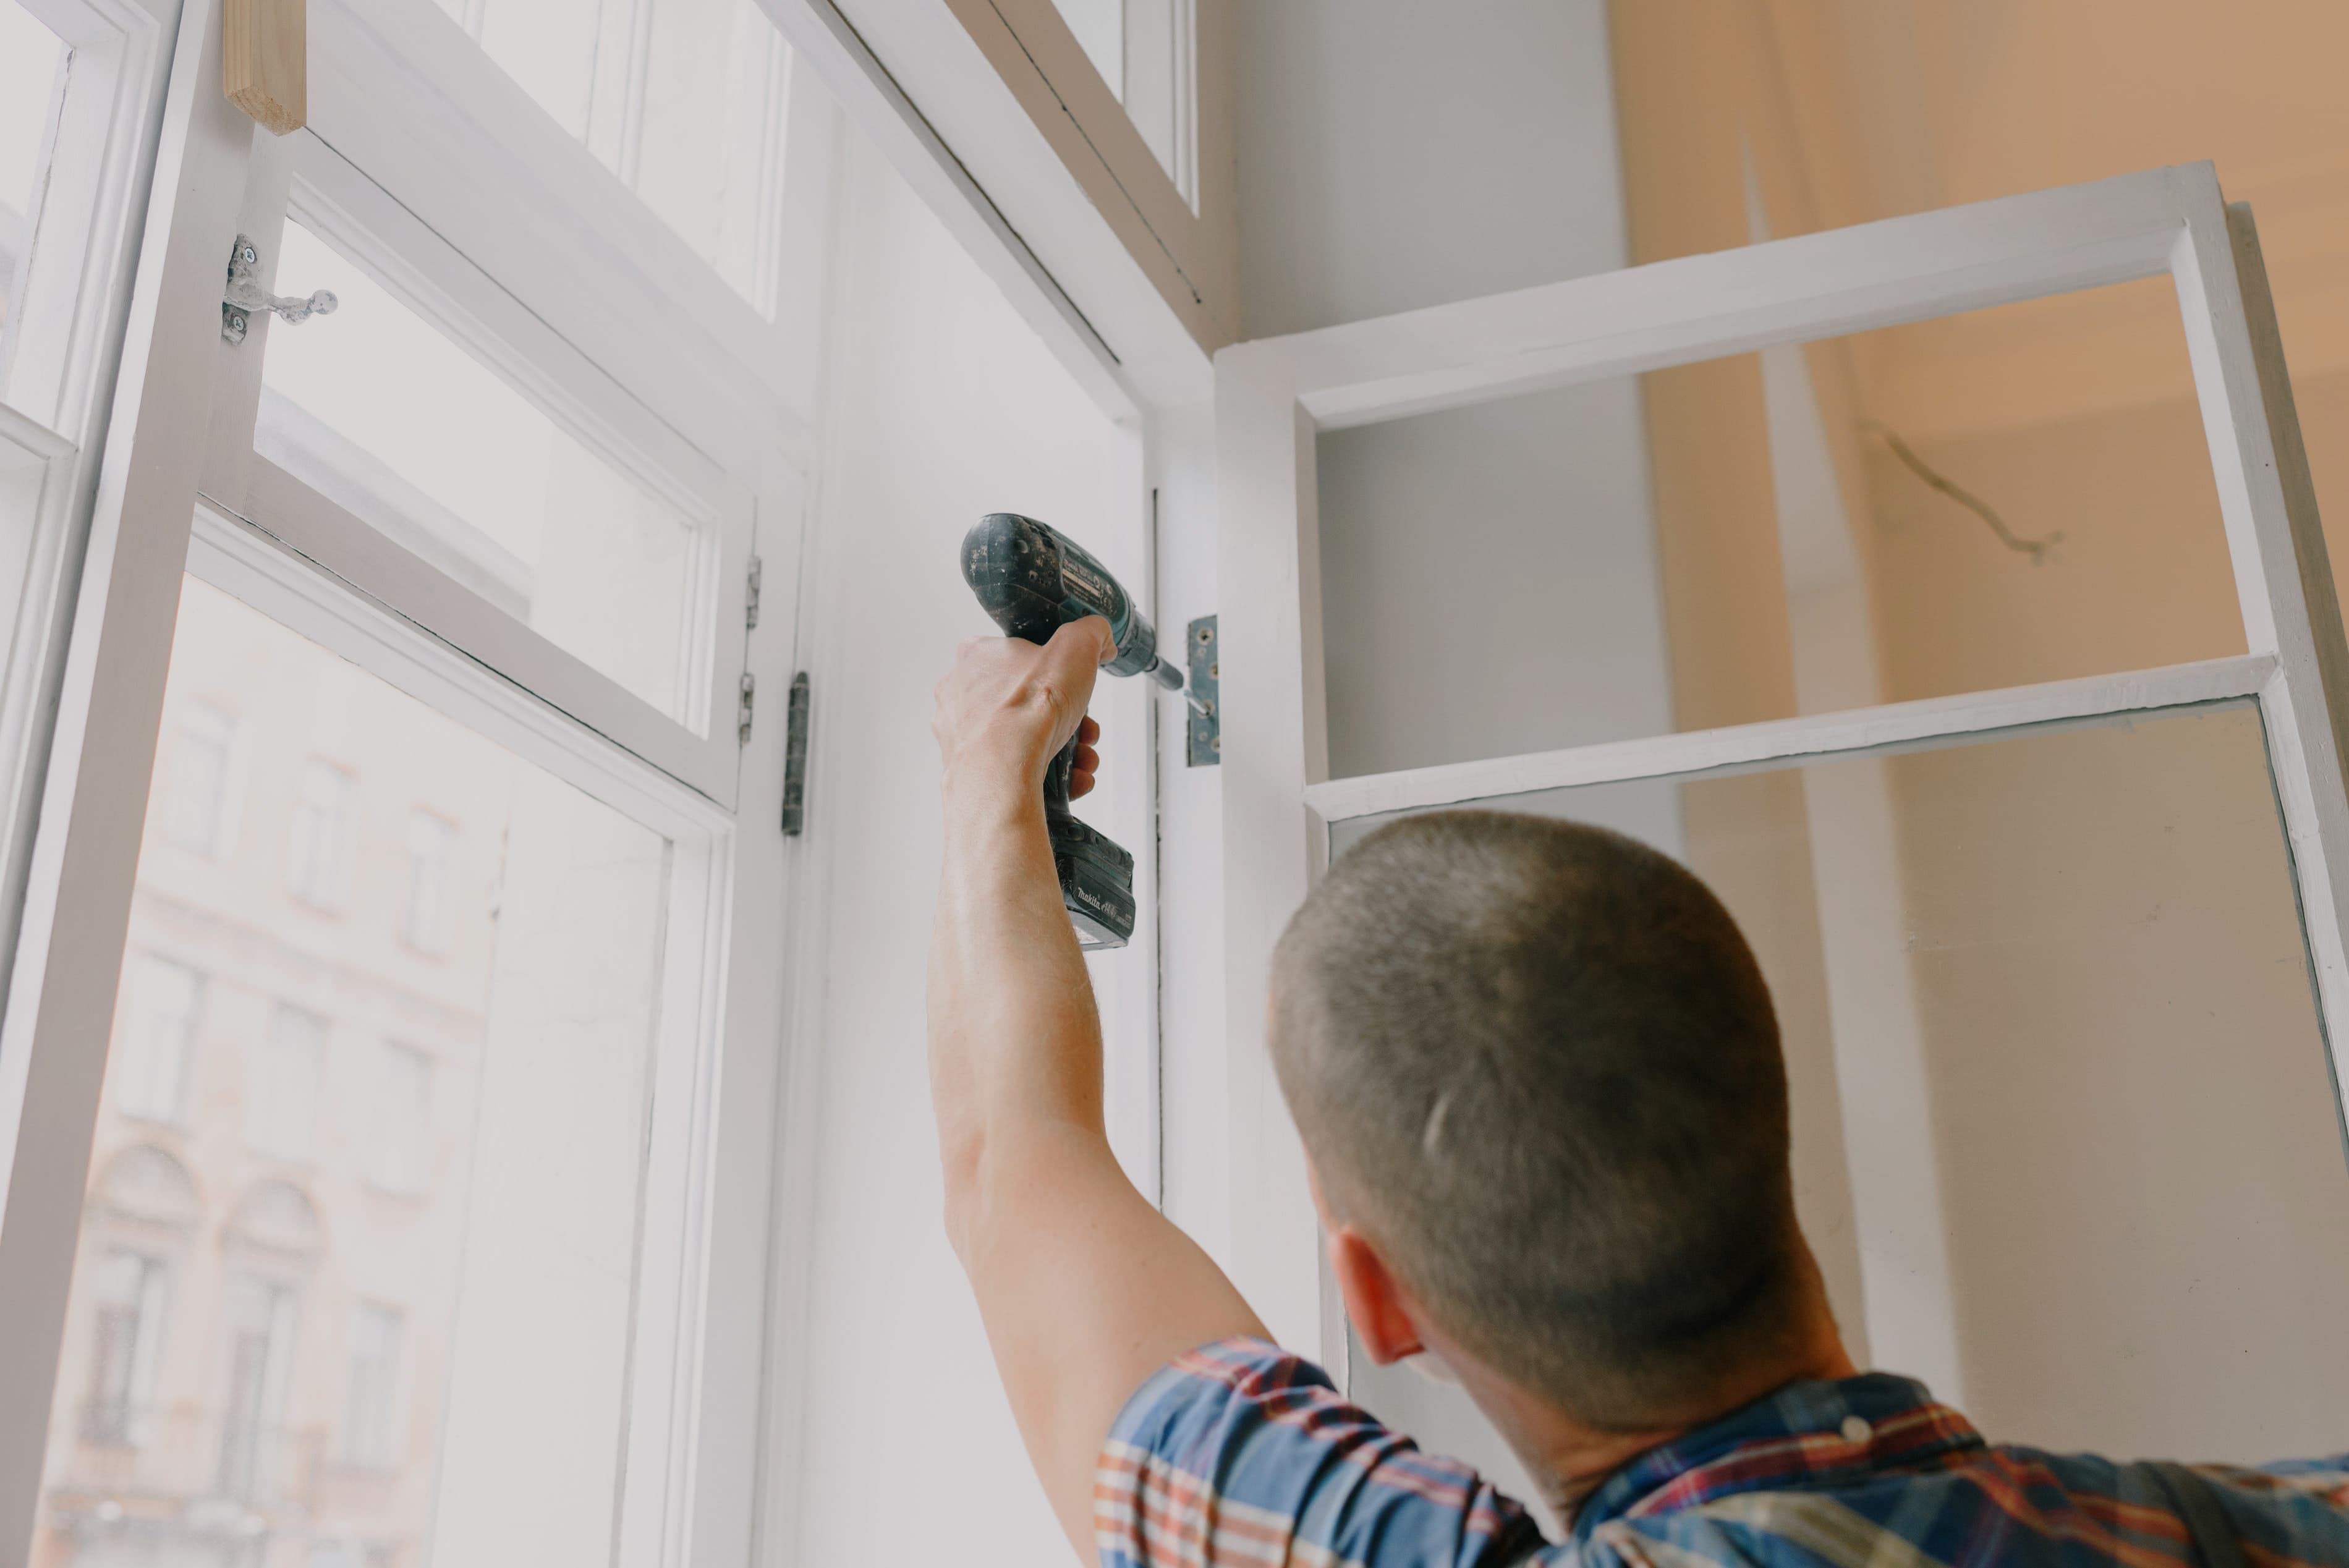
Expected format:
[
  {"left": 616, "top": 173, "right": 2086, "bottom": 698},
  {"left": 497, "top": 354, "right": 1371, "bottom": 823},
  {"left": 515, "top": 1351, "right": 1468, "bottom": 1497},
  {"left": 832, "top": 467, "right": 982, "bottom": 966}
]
[{"left": 1612, "top": 0, "right": 2349, "bottom": 1458}]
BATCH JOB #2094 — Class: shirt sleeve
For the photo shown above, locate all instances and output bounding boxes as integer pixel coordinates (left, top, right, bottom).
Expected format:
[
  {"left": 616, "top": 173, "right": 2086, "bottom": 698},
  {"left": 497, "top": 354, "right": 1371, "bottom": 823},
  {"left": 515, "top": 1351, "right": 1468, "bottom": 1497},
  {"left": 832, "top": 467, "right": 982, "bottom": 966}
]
[{"left": 1094, "top": 1337, "right": 1550, "bottom": 1568}]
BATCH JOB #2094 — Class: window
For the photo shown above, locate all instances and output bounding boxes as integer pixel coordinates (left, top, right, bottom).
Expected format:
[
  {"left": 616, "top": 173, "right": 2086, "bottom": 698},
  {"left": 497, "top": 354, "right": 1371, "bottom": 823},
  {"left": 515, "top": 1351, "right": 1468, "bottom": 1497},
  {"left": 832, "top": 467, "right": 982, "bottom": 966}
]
[
  {"left": 433, "top": 0, "right": 792, "bottom": 313},
  {"left": 403, "top": 812, "right": 455, "bottom": 955},
  {"left": 36, "top": 576, "right": 702, "bottom": 1565},
  {"left": 342, "top": 1303, "right": 404, "bottom": 1468},
  {"left": 370, "top": 1042, "right": 432, "bottom": 1195},
  {"left": 77, "top": 1252, "right": 165, "bottom": 1447},
  {"left": 258, "top": 221, "right": 710, "bottom": 723},
  {"left": 114, "top": 956, "right": 200, "bottom": 1124},
  {"left": 247, "top": 1004, "right": 325, "bottom": 1162},
  {"left": 9, "top": 9, "right": 804, "bottom": 1561},
  {"left": 218, "top": 1273, "right": 299, "bottom": 1502},
  {"left": 286, "top": 757, "right": 354, "bottom": 910},
  {"left": 0, "top": 0, "right": 67, "bottom": 383},
  {"left": 161, "top": 701, "right": 235, "bottom": 855}
]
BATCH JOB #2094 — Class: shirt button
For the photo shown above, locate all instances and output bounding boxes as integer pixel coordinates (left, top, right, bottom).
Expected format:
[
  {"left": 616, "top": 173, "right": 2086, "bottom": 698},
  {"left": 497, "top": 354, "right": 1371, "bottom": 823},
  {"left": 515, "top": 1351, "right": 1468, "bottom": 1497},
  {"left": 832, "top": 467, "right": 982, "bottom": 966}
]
[{"left": 1841, "top": 1415, "right": 1873, "bottom": 1445}]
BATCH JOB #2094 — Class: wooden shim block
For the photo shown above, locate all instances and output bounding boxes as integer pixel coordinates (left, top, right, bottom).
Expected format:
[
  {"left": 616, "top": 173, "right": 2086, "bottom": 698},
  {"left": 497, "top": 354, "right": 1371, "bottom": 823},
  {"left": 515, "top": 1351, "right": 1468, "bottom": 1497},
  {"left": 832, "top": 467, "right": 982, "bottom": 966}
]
[{"left": 225, "top": 0, "right": 305, "bottom": 136}]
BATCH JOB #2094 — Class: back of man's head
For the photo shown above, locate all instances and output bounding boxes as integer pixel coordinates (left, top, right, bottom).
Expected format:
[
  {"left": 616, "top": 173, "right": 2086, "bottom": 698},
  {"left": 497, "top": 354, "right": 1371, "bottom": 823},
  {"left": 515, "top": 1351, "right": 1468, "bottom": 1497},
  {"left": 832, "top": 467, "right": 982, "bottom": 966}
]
[{"left": 1270, "top": 810, "right": 1806, "bottom": 1432}]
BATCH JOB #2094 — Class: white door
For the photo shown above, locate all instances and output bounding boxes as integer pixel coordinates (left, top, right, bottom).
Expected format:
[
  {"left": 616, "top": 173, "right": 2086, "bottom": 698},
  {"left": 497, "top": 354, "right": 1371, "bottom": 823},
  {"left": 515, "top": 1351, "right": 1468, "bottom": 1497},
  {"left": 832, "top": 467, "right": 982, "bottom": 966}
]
[
  {"left": 0, "top": 1, "right": 834, "bottom": 1561},
  {"left": 1215, "top": 163, "right": 2349, "bottom": 1467}
]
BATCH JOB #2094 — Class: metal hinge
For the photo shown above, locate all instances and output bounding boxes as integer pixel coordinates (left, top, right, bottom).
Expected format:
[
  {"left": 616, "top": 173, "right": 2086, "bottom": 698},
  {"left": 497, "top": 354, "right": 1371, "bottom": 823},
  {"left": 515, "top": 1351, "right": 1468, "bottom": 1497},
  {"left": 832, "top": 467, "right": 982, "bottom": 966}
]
[
  {"left": 780, "top": 672, "right": 812, "bottom": 836},
  {"left": 1186, "top": 615, "right": 1219, "bottom": 766},
  {"left": 737, "top": 672, "right": 756, "bottom": 744},
  {"left": 745, "top": 555, "right": 763, "bottom": 629},
  {"left": 222, "top": 234, "right": 338, "bottom": 345}
]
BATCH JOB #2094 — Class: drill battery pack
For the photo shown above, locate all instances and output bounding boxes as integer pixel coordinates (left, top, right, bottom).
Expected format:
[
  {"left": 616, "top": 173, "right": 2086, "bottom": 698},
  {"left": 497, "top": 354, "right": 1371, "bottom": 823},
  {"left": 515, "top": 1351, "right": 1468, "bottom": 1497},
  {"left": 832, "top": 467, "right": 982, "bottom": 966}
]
[{"left": 1051, "top": 815, "right": 1136, "bottom": 949}]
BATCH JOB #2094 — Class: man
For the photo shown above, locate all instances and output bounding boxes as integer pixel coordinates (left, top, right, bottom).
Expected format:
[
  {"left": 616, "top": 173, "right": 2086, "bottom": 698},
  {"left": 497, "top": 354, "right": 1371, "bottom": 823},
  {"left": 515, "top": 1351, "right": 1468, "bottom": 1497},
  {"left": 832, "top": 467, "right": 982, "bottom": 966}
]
[{"left": 929, "top": 619, "right": 2349, "bottom": 1567}]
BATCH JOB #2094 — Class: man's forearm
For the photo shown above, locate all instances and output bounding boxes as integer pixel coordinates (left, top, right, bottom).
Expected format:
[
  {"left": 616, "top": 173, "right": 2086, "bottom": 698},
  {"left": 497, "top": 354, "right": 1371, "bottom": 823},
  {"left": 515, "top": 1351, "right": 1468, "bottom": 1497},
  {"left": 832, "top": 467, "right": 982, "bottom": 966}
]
[{"left": 929, "top": 762, "right": 1108, "bottom": 1251}]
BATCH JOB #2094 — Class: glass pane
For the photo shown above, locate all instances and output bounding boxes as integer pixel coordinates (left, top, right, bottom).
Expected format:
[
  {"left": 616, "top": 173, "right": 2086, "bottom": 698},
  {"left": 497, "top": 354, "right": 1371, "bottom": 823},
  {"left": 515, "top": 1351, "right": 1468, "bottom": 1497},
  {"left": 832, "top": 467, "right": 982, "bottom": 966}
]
[
  {"left": 258, "top": 219, "right": 709, "bottom": 724},
  {"left": 1316, "top": 278, "right": 2247, "bottom": 779},
  {"left": 1331, "top": 703, "right": 2349, "bottom": 1485},
  {"left": 1051, "top": 0, "right": 1123, "bottom": 100},
  {"left": 1049, "top": 0, "right": 1195, "bottom": 204},
  {"left": 0, "top": 0, "right": 67, "bottom": 396},
  {"left": 436, "top": 0, "right": 792, "bottom": 314},
  {"left": 32, "top": 575, "right": 673, "bottom": 1566}
]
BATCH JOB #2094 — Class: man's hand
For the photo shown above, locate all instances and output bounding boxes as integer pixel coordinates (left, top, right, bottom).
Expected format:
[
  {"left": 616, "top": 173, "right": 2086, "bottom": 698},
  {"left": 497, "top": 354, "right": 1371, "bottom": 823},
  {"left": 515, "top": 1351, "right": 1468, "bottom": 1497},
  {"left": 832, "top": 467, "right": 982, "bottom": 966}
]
[
  {"left": 932, "top": 617, "right": 1111, "bottom": 807},
  {"left": 928, "top": 621, "right": 1267, "bottom": 1561}
]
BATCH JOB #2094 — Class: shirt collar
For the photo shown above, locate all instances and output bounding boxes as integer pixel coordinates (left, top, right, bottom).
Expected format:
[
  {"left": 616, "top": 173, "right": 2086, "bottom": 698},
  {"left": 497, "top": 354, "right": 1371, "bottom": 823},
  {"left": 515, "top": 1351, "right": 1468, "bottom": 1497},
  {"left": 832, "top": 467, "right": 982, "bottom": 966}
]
[{"left": 1571, "top": 1373, "right": 1986, "bottom": 1541}]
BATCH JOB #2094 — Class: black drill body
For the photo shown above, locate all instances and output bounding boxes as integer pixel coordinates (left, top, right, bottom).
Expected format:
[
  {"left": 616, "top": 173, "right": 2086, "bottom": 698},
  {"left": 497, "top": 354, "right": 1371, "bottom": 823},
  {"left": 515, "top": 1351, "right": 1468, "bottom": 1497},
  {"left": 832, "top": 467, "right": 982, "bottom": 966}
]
[{"left": 961, "top": 513, "right": 1183, "bottom": 949}]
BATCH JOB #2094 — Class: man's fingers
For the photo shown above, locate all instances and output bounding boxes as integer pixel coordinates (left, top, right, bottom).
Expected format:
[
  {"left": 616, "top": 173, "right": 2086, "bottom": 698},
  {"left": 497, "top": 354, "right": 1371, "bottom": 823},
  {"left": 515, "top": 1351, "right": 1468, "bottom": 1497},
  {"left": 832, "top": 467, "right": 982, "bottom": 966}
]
[
  {"left": 1077, "top": 716, "right": 1100, "bottom": 745},
  {"left": 1073, "top": 744, "right": 1099, "bottom": 777},
  {"left": 1069, "top": 767, "right": 1095, "bottom": 800}
]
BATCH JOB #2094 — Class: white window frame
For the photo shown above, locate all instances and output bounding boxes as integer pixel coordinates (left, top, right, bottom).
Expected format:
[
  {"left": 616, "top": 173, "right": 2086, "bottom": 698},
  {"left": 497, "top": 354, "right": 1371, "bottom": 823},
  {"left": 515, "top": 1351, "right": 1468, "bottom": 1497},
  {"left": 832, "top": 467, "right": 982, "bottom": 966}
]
[
  {"left": 1212, "top": 161, "right": 2349, "bottom": 1360},
  {"left": 767, "top": 0, "right": 1235, "bottom": 410},
  {"left": 0, "top": 0, "right": 179, "bottom": 990},
  {"left": 0, "top": 0, "right": 837, "bottom": 1559}
]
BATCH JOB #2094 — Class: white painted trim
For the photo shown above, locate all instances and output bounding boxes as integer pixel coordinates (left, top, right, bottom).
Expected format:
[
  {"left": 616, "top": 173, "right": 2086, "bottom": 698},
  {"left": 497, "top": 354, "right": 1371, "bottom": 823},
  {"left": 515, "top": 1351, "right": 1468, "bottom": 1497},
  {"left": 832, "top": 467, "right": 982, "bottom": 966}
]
[
  {"left": 2184, "top": 202, "right": 2349, "bottom": 1144},
  {"left": 755, "top": 0, "right": 1142, "bottom": 421},
  {"left": 1245, "top": 164, "right": 2198, "bottom": 433},
  {"left": 0, "top": 0, "right": 248, "bottom": 1542},
  {"left": 1302, "top": 656, "right": 2275, "bottom": 823},
  {"left": 305, "top": 0, "right": 817, "bottom": 480},
  {"left": 0, "top": 0, "right": 178, "bottom": 1015},
  {"left": 216, "top": 461, "right": 744, "bottom": 807}
]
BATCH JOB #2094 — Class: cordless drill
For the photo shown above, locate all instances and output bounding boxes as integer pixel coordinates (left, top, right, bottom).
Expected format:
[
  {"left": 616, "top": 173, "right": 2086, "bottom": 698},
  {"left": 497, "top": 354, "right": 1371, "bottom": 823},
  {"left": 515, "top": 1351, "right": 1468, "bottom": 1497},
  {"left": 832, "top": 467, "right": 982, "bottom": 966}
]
[{"left": 960, "top": 513, "right": 1187, "bottom": 950}]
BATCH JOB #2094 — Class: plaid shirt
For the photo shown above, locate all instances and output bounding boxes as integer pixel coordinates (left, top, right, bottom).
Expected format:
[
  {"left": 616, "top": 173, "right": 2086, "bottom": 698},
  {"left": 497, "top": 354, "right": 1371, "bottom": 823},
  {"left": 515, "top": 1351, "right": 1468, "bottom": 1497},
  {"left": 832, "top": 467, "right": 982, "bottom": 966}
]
[{"left": 1096, "top": 1338, "right": 2349, "bottom": 1568}]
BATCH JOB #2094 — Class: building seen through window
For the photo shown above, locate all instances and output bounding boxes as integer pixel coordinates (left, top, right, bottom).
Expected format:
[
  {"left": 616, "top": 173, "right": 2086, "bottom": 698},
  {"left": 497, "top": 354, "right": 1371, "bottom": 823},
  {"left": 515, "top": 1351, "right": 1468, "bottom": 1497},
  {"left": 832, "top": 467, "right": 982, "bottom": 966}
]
[{"left": 33, "top": 576, "right": 672, "bottom": 1567}]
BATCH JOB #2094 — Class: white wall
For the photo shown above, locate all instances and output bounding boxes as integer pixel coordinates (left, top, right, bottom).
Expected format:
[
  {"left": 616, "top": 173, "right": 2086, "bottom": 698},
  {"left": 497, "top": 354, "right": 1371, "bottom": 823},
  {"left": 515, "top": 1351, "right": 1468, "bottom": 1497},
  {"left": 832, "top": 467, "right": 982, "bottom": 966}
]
[{"left": 774, "top": 129, "right": 1136, "bottom": 1565}]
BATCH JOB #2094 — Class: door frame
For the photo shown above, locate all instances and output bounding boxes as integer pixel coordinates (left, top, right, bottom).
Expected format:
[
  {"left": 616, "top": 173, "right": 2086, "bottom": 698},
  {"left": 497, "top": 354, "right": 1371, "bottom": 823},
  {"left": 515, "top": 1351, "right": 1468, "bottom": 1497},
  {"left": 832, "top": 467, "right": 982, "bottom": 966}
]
[{"left": 1212, "top": 161, "right": 2349, "bottom": 1357}]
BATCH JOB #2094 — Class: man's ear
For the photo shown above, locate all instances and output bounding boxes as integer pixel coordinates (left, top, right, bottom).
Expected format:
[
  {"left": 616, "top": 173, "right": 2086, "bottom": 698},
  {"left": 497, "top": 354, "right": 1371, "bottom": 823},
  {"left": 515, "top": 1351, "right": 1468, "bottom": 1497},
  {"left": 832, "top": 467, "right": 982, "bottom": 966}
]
[{"left": 1327, "top": 1226, "right": 1425, "bottom": 1366}]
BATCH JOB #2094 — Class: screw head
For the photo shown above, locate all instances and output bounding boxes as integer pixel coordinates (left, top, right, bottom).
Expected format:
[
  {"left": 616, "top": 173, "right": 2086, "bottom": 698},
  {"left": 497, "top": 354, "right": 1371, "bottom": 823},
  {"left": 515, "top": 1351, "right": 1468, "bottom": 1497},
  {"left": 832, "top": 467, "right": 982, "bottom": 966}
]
[
  {"left": 239, "top": 245, "right": 257, "bottom": 265},
  {"left": 1196, "top": 626, "right": 1211, "bottom": 643}
]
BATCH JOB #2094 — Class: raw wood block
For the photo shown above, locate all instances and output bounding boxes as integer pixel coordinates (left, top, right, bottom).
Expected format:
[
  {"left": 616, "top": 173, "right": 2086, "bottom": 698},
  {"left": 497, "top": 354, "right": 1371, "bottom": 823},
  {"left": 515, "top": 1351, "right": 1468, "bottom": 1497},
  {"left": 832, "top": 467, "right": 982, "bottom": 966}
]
[{"left": 224, "top": 0, "right": 305, "bottom": 135}]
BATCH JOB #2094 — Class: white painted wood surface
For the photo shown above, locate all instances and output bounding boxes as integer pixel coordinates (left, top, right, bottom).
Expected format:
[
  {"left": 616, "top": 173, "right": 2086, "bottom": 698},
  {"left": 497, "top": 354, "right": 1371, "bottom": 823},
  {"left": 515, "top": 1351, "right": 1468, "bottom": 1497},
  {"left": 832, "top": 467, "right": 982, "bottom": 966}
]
[
  {"left": 1302, "top": 655, "right": 2274, "bottom": 823},
  {"left": 0, "top": 0, "right": 181, "bottom": 1025},
  {"left": 1244, "top": 164, "right": 2200, "bottom": 433},
  {"left": 1216, "top": 158, "right": 2349, "bottom": 1370},
  {"left": 0, "top": 1, "right": 252, "bottom": 1545}
]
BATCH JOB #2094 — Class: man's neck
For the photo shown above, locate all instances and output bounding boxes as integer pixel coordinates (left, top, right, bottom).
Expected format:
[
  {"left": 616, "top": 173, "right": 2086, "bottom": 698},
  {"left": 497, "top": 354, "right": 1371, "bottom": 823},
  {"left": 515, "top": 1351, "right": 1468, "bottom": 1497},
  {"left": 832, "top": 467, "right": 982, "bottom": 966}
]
[{"left": 1448, "top": 1323, "right": 1859, "bottom": 1524}]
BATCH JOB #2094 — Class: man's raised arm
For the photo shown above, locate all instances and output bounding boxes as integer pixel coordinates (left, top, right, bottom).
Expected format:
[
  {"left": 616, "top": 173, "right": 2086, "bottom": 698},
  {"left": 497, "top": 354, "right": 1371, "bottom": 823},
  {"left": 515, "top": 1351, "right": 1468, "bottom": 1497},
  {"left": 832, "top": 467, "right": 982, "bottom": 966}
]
[{"left": 928, "top": 617, "right": 1266, "bottom": 1559}]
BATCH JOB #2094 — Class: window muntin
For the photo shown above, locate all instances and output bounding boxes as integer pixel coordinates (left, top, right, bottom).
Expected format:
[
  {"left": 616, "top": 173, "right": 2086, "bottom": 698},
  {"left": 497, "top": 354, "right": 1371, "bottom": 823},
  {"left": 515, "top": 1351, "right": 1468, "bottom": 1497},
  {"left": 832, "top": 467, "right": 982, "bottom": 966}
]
[
  {"left": 0, "top": 0, "right": 66, "bottom": 398},
  {"left": 35, "top": 574, "right": 677, "bottom": 1566},
  {"left": 258, "top": 219, "right": 710, "bottom": 724},
  {"left": 431, "top": 0, "right": 793, "bottom": 315}
]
